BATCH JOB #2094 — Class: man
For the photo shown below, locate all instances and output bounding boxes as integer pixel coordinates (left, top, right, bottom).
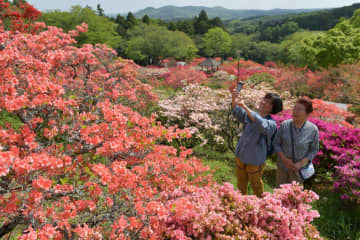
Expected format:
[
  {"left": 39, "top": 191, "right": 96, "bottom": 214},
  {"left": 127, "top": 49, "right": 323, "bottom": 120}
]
[{"left": 231, "top": 87, "right": 283, "bottom": 197}]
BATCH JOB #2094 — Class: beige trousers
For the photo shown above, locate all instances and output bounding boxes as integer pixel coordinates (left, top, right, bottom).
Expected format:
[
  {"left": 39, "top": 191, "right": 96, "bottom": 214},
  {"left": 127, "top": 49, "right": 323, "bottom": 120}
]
[{"left": 235, "top": 158, "right": 265, "bottom": 197}]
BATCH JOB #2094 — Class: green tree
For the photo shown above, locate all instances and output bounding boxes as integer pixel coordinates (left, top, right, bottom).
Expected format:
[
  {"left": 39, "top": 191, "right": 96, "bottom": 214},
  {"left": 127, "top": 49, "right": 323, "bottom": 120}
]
[
  {"left": 279, "top": 21, "right": 299, "bottom": 37},
  {"left": 126, "top": 12, "right": 137, "bottom": 29},
  {"left": 230, "top": 33, "right": 253, "bottom": 57},
  {"left": 177, "top": 20, "right": 195, "bottom": 35},
  {"left": 209, "top": 17, "right": 224, "bottom": 29},
  {"left": 349, "top": 9, "right": 360, "bottom": 27},
  {"left": 281, "top": 31, "right": 323, "bottom": 66},
  {"left": 299, "top": 20, "right": 360, "bottom": 68},
  {"left": 115, "top": 14, "right": 127, "bottom": 37},
  {"left": 126, "top": 25, "right": 197, "bottom": 65},
  {"left": 202, "top": 27, "right": 232, "bottom": 58},
  {"left": 194, "top": 10, "right": 210, "bottom": 34},
  {"left": 40, "top": 6, "right": 123, "bottom": 49},
  {"left": 96, "top": 4, "right": 104, "bottom": 16},
  {"left": 243, "top": 41, "right": 283, "bottom": 64},
  {"left": 142, "top": 14, "right": 150, "bottom": 24},
  {"left": 198, "top": 10, "right": 209, "bottom": 22},
  {"left": 168, "top": 22, "right": 177, "bottom": 31}
]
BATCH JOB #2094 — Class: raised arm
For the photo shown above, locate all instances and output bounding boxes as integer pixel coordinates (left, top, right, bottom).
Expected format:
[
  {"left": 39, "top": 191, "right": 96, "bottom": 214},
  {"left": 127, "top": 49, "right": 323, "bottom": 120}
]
[
  {"left": 231, "top": 88, "right": 248, "bottom": 123},
  {"left": 232, "top": 105, "right": 248, "bottom": 123},
  {"left": 250, "top": 112, "right": 277, "bottom": 136}
]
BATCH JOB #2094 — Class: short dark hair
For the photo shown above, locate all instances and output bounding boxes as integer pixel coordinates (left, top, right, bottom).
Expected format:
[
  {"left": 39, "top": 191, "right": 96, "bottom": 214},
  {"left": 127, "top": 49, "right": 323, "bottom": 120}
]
[
  {"left": 265, "top": 93, "right": 283, "bottom": 114},
  {"left": 296, "top": 97, "right": 313, "bottom": 114}
]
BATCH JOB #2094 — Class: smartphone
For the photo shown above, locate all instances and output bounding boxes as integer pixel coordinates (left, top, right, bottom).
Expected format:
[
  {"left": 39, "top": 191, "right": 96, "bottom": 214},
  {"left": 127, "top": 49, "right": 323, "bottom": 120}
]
[{"left": 236, "top": 81, "right": 244, "bottom": 93}]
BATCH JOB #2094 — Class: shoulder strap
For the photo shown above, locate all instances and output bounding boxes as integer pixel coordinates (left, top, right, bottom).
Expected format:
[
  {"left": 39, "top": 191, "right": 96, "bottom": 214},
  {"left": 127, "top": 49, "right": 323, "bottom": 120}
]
[
  {"left": 264, "top": 116, "right": 275, "bottom": 154},
  {"left": 290, "top": 121, "right": 295, "bottom": 161},
  {"left": 265, "top": 134, "right": 269, "bottom": 155}
]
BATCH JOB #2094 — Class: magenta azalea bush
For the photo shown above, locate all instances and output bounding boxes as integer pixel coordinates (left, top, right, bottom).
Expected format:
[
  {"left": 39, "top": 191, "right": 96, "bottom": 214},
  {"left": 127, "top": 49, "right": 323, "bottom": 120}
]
[
  {"left": 163, "top": 182, "right": 322, "bottom": 240},
  {"left": 274, "top": 112, "right": 360, "bottom": 202}
]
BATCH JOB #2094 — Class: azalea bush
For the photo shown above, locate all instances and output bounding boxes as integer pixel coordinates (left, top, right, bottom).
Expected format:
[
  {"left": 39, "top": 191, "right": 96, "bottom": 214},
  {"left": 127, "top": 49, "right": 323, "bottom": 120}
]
[
  {"left": 0, "top": 0, "right": 41, "bottom": 33},
  {"left": 0, "top": 18, "right": 214, "bottom": 239},
  {"left": 160, "top": 66, "right": 208, "bottom": 89},
  {"left": 273, "top": 112, "right": 360, "bottom": 203},
  {"left": 136, "top": 66, "right": 169, "bottom": 84},
  {"left": 164, "top": 182, "right": 322, "bottom": 240},
  {"left": 212, "top": 70, "right": 230, "bottom": 82},
  {"left": 158, "top": 84, "right": 238, "bottom": 152},
  {"left": 221, "top": 60, "right": 280, "bottom": 81},
  {"left": 311, "top": 99, "right": 355, "bottom": 128},
  {"left": 275, "top": 64, "right": 360, "bottom": 106},
  {"left": 188, "top": 57, "right": 206, "bottom": 67}
]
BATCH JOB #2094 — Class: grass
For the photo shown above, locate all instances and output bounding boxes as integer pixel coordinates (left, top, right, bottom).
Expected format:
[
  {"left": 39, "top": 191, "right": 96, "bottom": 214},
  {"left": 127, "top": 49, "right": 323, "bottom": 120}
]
[
  {"left": 193, "top": 144, "right": 277, "bottom": 193},
  {"left": 153, "top": 85, "right": 179, "bottom": 100},
  {"left": 193, "top": 144, "right": 360, "bottom": 240},
  {"left": 312, "top": 188, "right": 360, "bottom": 240}
]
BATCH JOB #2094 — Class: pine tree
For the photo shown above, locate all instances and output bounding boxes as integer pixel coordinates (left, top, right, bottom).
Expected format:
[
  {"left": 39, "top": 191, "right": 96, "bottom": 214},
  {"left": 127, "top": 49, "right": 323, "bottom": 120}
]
[{"left": 96, "top": 4, "right": 104, "bottom": 16}]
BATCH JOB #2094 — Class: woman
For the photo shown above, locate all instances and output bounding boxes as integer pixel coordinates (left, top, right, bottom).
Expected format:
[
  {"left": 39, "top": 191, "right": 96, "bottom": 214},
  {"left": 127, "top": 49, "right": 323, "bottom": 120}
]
[
  {"left": 231, "top": 88, "right": 283, "bottom": 197},
  {"left": 274, "top": 97, "right": 319, "bottom": 186}
]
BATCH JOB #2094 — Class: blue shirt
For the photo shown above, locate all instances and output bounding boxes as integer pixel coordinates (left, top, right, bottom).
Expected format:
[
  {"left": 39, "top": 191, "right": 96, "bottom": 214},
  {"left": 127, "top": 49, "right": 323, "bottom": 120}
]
[{"left": 232, "top": 106, "right": 277, "bottom": 166}]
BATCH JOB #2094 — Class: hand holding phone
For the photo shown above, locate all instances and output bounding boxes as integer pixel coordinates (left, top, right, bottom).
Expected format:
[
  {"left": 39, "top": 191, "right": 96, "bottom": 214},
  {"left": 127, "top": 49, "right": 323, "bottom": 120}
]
[{"left": 236, "top": 81, "right": 244, "bottom": 93}]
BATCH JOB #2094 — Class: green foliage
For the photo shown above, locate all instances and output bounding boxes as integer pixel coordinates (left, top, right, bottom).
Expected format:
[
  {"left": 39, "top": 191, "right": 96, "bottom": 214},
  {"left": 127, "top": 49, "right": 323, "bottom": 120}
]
[
  {"left": 205, "top": 81, "right": 226, "bottom": 90},
  {"left": 281, "top": 31, "right": 324, "bottom": 66},
  {"left": 230, "top": 33, "right": 253, "bottom": 55},
  {"left": 202, "top": 27, "right": 232, "bottom": 57},
  {"left": 349, "top": 104, "right": 360, "bottom": 117},
  {"left": 242, "top": 41, "right": 284, "bottom": 64},
  {"left": 259, "top": 21, "right": 299, "bottom": 42},
  {"left": 176, "top": 20, "right": 195, "bottom": 35},
  {"left": 125, "top": 12, "right": 137, "bottom": 29},
  {"left": 247, "top": 73, "right": 276, "bottom": 85},
  {"left": 349, "top": 9, "right": 360, "bottom": 27},
  {"left": 96, "top": 4, "right": 104, "bottom": 16},
  {"left": 228, "top": 3, "right": 360, "bottom": 35},
  {"left": 153, "top": 85, "right": 178, "bottom": 100},
  {"left": 114, "top": 14, "right": 127, "bottom": 36},
  {"left": 312, "top": 189, "right": 360, "bottom": 240},
  {"left": 40, "top": 6, "right": 123, "bottom": 49},
  {"left": 193, "top": 144, "right": 237, "bottom": 185},
  {"left": 194, "top": 10, "right": 210, "bottom": 34},
  {"left": 0, "top": 110, "right": 23, "bottom": 131},
  {"left": 299, "top": 20, "right": 360, "bottom": 68},
  {"left": 126, "top": 24, "right": 197, "bottom": 65},
  {"left": 142, "top": 14, "right": 150, "bottom": 24}
]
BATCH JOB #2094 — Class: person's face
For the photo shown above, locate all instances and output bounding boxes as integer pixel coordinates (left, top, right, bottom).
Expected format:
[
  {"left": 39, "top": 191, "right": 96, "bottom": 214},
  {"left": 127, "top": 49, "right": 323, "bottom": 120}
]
[
  {"left": 292, "top": 103, "right": 308, "bottom": 121},
  {"left": 259, "top": 97, "right": 273, "bottom": 114}
]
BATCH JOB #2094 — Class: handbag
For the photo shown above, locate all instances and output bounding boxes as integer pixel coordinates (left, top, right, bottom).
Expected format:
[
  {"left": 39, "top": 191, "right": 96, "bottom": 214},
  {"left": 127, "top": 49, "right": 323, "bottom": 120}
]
[{"left": 290, "top": 122, "right": 315, "bottom": 180}]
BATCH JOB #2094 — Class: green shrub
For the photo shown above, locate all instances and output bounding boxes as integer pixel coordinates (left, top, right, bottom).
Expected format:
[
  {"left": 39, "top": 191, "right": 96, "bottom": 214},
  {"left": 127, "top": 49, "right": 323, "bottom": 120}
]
[
  {"left": 247, "top": 72, "right": 276, "bottom": 85},
  {"left": 0, "top": 110, "right": 23, "bottom": 131}
]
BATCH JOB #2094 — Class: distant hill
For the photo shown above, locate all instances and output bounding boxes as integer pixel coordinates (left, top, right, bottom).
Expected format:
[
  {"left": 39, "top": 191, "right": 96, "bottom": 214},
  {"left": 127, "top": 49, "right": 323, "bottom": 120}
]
[
  {"left": 133, "top": 6, "right": 321, "bottom": 21},
  {"left": 228, "top": 3, "right": 360, "bottom": 33}
]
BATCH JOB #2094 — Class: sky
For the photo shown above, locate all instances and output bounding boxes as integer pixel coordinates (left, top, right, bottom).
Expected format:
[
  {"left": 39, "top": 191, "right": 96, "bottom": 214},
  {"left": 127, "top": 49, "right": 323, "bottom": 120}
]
[{"left": 27, "top": 0, "right": 360, "bottom": 14}]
